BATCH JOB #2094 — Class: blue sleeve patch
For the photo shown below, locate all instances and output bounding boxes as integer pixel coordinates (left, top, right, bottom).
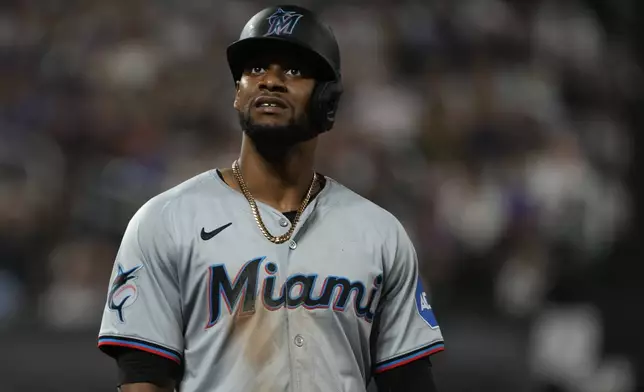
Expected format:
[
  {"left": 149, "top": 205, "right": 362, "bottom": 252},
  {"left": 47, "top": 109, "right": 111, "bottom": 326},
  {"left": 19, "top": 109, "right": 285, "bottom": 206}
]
[{"left": 415, "top": 276, "right": 439, "bottom": 329}]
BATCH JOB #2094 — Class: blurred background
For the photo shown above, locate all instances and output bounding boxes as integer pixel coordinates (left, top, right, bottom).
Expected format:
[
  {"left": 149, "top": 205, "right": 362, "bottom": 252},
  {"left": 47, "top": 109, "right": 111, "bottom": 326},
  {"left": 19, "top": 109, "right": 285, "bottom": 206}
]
[{"left": 0, "top": 0, "right": 642, "bottom": 391}]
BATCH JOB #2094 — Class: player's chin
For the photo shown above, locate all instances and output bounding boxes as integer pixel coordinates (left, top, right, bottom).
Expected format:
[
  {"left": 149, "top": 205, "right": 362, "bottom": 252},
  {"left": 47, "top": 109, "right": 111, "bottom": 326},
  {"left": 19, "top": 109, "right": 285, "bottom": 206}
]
[{"left": 250, "top": 111, "right": 292, "bottom": 127}]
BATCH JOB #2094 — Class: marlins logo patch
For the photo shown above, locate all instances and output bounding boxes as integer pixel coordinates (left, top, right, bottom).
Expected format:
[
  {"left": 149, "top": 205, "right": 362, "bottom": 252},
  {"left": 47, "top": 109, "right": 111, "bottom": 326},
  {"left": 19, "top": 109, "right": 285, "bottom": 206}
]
[
  {"left": 108, "top": 264, "right": 143, "bottom": 323},
  {"left": 415, "top": 276, "right": 439, "bottom": 329},
  {"left": 264, "top": 8, "right": 304, "bottom": 36}
]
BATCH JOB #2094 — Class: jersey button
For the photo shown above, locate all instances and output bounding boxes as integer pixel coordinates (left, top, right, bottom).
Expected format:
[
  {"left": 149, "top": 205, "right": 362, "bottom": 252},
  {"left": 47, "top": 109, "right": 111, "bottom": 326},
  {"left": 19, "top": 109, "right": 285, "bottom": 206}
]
[
  {"left": 294, "top": 334, "right": 304, "bottom": 347},
  {"left": 288, "top": 240, "right": 297, "bottom": 250},
  {"left": 279, "top": 218, "right": 289, "bottom": 227}
]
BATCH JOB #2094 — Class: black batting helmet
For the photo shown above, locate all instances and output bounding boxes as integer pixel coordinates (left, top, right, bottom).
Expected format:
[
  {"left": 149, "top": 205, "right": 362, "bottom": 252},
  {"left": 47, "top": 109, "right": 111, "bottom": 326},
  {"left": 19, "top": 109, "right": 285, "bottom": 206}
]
[{"left": 227, "top": 5, "right": 343, "bottom": 132}]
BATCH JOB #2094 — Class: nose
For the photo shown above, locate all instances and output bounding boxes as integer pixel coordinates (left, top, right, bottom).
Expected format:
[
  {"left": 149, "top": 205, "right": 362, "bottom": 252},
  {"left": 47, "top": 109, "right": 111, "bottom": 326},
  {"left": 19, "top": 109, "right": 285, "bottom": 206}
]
[{"left": 258, "top": 67, "right": 287, "bottom": 92}]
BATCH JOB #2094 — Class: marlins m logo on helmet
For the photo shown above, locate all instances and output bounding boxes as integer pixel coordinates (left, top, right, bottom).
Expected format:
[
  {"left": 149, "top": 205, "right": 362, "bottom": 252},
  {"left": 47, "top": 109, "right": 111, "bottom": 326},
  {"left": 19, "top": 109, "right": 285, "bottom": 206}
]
[{"left": 264, "top": 8, "right": 304, "bottom": 36}]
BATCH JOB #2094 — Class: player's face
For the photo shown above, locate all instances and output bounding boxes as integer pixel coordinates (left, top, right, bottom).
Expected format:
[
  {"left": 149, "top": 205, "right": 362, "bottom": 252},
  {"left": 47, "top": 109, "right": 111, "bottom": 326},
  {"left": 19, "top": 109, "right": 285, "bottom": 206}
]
[{"left": 234, "top": 51, "right": 318, "bottom": 145}]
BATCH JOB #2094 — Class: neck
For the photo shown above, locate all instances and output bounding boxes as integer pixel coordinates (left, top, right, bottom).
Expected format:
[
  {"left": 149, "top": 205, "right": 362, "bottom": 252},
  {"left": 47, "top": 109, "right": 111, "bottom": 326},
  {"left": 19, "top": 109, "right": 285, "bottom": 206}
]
[{"left": 235, "top": 135, "right": 317, "bottom": 212}]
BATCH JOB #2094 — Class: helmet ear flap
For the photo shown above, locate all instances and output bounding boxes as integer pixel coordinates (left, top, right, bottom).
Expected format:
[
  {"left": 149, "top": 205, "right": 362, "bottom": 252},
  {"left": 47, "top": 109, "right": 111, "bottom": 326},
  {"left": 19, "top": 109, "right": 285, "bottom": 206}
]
[{"left": 310, "top": 80, "right": 343, "bottom": 132}]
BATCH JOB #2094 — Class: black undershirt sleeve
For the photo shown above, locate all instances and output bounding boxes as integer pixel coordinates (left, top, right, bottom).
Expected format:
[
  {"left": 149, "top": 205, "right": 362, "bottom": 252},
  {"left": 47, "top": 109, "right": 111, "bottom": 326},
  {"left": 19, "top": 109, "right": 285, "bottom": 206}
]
[
  {"left": 111, "top": 347, "right": 180, "bottom": 387},
  {"left": 374, "top": 357, "right": 438, "bottom": 392}
]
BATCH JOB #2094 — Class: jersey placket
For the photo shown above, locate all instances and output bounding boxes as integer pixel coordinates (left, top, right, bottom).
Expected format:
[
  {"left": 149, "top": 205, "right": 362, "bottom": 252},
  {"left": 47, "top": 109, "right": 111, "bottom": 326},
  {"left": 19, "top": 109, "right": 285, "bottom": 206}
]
[
  {"left": 253, "top": 200, "right": 315, "bottom": 392},
  {"left": 261, "top": 199, "right": 320, "bottom": 392},
  {"left": 283, "top": 205, "right": 318, "bottom": 392}
]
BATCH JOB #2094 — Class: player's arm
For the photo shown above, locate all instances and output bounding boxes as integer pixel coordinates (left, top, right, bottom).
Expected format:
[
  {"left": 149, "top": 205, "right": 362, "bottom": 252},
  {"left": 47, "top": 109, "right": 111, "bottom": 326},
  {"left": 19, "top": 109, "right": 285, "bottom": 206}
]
[
  {"left": 97, "top": 197, "right": 185, "bottom": 389},
  {"left": 120, "top": 383, "right": 174, "bottom": 392},
  {"left": 370, "top": 218, "right": 444, "bottom": 390},
  {"left": 114, "top": 349, "right": 179, "bottom": 391},
  {"left": 373, "top": 357, "right": 437, "bottom": 392}
]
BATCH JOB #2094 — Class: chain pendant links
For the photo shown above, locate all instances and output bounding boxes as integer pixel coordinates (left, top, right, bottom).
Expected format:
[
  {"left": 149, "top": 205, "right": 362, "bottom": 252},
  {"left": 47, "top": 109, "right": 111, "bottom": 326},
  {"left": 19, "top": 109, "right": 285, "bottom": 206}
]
[{"left": 232, "top": 160, "right": 317, "bottom": 244}]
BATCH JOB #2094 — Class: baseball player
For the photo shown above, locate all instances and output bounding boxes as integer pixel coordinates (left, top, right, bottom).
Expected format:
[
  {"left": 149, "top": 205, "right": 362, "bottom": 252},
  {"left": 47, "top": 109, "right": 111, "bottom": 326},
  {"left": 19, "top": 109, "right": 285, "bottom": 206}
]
[{"left": 97, "top": 5, "right": 444, "bottom": 392}]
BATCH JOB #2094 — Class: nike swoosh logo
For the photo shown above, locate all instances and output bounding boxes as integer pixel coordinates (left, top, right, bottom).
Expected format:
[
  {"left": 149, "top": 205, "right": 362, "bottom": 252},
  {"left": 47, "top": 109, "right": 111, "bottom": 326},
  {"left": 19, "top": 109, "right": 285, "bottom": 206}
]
[{"left": 201, "top": 222, "right": 232, "bottom": 241}]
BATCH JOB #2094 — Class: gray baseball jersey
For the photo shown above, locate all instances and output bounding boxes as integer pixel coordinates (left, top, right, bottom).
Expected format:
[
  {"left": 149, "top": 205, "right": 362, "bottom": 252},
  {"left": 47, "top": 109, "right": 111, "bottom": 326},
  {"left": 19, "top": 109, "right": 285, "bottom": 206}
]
[{"left": 98, "top": 170, "right": 444, "bottom": 392}]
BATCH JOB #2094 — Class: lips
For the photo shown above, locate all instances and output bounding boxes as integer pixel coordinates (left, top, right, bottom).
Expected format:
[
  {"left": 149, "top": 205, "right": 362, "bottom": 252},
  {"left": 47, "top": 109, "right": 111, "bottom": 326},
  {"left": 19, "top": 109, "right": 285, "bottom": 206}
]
[{"left": 253, "top": 96, "right": 288, "bottom": 109}]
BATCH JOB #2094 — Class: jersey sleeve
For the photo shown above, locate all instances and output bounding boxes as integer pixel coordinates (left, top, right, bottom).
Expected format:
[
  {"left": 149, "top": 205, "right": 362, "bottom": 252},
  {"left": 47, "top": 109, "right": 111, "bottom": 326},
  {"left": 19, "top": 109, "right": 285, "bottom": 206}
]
[
  {"left": 97, "top": 197, "right": 184, "bottom": 365},
  {"left": 373, "top": 220, "right": 444, "bottom": 373}
]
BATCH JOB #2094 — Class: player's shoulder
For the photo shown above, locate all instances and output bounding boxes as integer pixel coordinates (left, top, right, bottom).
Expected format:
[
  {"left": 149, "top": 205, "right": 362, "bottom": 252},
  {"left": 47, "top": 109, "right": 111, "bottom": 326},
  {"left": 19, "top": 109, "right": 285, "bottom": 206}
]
[
  {"left": 130, "top": 170, "right": 224, "bottom": 224},
  {"left": 322, "top": 176, "right": 408, "bottom": 236}
]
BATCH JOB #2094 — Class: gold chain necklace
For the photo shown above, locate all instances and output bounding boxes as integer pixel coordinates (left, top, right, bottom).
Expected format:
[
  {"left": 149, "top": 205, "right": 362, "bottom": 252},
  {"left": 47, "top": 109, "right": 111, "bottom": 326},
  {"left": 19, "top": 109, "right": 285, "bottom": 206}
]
[{"left": 232, "top": 159, "right": 317, "bottom": 244}]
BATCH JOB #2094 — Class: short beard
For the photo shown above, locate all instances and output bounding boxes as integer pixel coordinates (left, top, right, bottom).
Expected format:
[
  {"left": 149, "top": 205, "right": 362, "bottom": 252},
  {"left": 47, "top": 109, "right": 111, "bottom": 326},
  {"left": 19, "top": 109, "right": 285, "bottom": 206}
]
[{"left": 238, "top": 110, "right": 318, "bottom": 163}]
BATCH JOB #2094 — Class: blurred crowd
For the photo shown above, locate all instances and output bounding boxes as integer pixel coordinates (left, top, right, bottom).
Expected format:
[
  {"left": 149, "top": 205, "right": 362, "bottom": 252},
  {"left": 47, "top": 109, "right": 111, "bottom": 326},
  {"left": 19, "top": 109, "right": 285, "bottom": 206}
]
[{"left": 0, "top": 0, "right": 641, "bottom": 391}]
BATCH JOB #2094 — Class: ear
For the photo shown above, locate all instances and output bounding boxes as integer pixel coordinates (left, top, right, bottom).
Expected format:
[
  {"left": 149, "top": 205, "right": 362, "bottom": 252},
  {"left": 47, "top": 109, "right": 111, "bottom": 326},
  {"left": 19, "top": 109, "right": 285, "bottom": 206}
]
[{"left": 233, "top": 81, "right": 241, "bottom": 111}]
